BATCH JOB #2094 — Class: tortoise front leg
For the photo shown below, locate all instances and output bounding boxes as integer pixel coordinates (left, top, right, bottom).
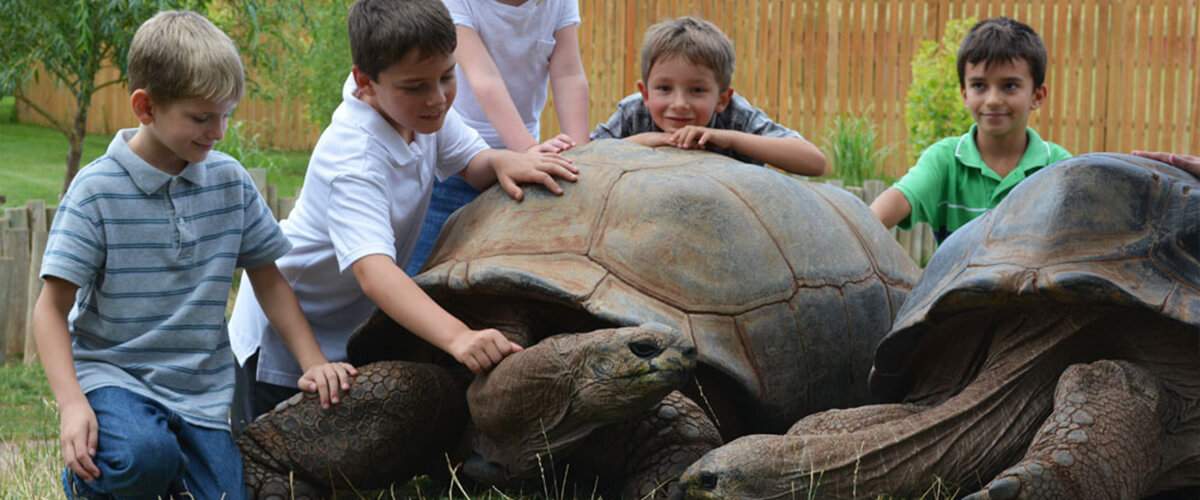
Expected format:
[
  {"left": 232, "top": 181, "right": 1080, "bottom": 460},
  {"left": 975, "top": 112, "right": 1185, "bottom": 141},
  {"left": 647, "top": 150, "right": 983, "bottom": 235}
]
[
  {"left": 965, "top": 360, "right": 1166, "bottom": 500},
  {"left": 579, "top": 391, "right": 723, "bottom": 499},
  {"left": 238, "top": 361, "right": 468, "bottom": 498}
]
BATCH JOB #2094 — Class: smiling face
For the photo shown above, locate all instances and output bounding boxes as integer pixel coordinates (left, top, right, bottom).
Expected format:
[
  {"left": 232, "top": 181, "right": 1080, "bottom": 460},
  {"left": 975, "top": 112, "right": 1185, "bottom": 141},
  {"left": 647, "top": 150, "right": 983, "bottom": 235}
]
[
  {"left": 130, "top": 93, "right": 238, "bottom": 174},
  {"left": 355, "top": 49, "right": 457, "bottom": 142},
  {"left": 638, "top": 56, "right": 734, "bottom": 133},
  {"left": 961, "top": 58, "right": 1046, "bottom": 142}
]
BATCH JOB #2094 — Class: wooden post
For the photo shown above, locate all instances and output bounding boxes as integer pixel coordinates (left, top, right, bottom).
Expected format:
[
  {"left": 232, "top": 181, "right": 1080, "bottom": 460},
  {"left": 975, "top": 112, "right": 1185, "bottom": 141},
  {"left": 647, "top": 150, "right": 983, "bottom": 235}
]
[
  {"left": 0, "top": 213, "right": 11, "bottom": 364},
  {"left": 3, "top": 207, "right": 30, "bottom": 360},
  {"left": 24, "top": 200, "right": 48, "bottom": 364},
  {"left": 266, "top": 184, "right": 279, "bottom": 219},
  {"left": 278, "top": 197, "right": 297, "bottom": 220},
  {"left": 862, "top": 179, "right": 886, "bottom": 204},
  {"left": 249, "top": 168, "right": 268, "bottom": 199}
]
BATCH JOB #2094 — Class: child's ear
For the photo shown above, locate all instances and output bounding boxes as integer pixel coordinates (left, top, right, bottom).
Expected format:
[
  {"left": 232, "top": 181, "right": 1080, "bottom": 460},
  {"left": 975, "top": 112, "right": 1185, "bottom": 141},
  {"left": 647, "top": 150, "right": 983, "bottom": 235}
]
[
  {"left": 352, "top": 65, "right": 375, "bottom": 99},
  {"left": 637, "top": 80, "right": 649, "bottom": 101},
  {"left": 1031, "top": 84, "right": 1048, "bottom": 110},
  {"left": 715, "top": 87, "right": 734, "bottom": 113},
  {"left": 130, "top": 89, "right": 155, "bottom": 125}
]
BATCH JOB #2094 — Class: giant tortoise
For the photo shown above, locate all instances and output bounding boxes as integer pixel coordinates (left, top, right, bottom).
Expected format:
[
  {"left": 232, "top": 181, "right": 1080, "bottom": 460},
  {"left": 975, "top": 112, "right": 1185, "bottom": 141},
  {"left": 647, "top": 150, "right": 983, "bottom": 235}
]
[
  {"left": 237, "top": 139, "right": 920, "bottom": 498},
  {"left": 677, "top": 153, "right": 1200, "bottom": 499}
]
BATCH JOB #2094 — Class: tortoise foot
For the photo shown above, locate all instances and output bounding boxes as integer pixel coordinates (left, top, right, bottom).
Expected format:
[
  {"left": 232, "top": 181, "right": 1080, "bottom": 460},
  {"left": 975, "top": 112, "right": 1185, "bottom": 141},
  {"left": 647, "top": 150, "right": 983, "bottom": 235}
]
[
  {"left": 963, "top": 461, "right": 1060, "bottom": 500},
  {"left": 972, "top": 360, "right": 1166, "bottom": 500}
]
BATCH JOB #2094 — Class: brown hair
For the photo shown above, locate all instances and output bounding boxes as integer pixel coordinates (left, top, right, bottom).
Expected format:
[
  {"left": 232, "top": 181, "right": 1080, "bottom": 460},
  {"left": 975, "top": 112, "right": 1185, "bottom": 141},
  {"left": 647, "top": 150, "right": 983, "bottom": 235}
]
[
  {"left": 128, "top": 11, "right": 244, "bottom": 104},
  {"left": 348, "top": 0, "right": 456, "bottom": 81},
  {"left": 640, "top": 16, "right": 735, "bottom": 89},
  {"left": 957, "top": 17, "right": 1048, "bottom": 88}
]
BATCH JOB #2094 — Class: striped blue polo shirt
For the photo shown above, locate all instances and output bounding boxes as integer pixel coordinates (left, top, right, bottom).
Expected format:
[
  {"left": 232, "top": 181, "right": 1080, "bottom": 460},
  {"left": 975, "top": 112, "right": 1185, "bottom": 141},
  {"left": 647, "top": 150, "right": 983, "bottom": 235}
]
[{"left": 40, "top": 129, "right": 291, "bottom": 430}]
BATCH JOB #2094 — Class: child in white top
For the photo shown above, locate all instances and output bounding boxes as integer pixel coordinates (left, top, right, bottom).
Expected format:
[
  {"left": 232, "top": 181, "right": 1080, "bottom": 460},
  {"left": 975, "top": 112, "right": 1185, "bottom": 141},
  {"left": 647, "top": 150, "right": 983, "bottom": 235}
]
[
  {"left": 229, "top": 0, "right": 578, "bottom": 421},
  {"left": 407, "top": 0, "right": 589, "bottom": 274}
]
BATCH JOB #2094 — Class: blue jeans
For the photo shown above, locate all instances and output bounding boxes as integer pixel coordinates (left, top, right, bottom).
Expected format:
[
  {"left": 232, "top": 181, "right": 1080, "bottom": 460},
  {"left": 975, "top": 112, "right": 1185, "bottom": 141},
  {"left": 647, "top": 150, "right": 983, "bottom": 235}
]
[
  {"left": 407, "top": 175, "right": 480, "bottom": 275},
  {"left": 62, "top": 387, "right": 245, "bottom": 500}
]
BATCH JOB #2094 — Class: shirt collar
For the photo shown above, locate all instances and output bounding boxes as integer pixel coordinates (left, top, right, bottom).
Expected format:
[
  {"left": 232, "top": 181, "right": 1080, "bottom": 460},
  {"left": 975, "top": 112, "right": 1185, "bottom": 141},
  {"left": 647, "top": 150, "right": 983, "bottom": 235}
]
[
  {"left": 108, "top": 129, "right": 210, "bottom": 195},
  {"left": 953, "top": 124, "right": 1053, "bottom": 182},
  {"left": 338, "top": 74, "right": 420, "bottom": 166}
]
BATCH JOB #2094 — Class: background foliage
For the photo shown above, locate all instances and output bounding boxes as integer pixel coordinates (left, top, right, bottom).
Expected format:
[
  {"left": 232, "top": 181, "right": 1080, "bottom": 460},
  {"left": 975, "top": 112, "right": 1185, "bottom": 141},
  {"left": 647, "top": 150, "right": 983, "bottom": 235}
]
[{"left": 904, "top": 17, "right": 977, "bottom": 164}]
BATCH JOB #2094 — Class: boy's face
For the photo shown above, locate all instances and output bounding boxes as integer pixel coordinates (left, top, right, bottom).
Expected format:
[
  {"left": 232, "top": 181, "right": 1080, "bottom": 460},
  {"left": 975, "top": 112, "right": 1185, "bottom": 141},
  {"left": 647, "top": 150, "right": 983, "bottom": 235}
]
[
  {"left": 132, "top": 92, "right": 237, "bottom": 171},
  {"left": 638, "top": 56, "right": 733, "bottom": 133},
  {"left": 354, "top": 50, "right": 457, "bottom": 141},
  {"left": 961, "top": 58, "right": 1046, "bottom": 141}
]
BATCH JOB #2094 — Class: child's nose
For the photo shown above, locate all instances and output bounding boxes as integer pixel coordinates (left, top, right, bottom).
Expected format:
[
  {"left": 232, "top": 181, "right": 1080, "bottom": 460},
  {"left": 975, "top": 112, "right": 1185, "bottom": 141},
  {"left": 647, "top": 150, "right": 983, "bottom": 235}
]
[{"left": 208, "top": 121, "right": 226, "bottom": 141}]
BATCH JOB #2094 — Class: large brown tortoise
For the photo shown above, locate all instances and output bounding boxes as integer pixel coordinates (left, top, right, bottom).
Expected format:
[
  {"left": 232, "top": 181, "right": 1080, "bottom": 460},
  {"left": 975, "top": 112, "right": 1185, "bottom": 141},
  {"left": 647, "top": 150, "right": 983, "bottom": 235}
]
[
  {"left": 236, "top": 139, "right": 920, "bottom": 498},
  {"left": 677, "top": 153, "right": 1200, "bottom": 499}
]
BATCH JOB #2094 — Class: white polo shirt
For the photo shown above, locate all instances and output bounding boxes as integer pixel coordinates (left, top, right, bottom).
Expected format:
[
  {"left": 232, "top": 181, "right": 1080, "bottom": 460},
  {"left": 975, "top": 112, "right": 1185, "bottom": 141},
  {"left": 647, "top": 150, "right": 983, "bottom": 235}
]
[
  {"left": 228, "top": 74, "right": 489, "bottom": 387},
  {"left": 444, "top": 0, "right": 580, "bottom": 148}
]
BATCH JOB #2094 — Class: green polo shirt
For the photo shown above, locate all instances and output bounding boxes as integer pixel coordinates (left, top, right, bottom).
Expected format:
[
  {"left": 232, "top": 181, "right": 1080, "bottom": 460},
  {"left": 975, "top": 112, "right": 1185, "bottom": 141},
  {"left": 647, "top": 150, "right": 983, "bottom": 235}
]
[{"left": 894, "top": 125, "right": 1071, "bottom": 240}]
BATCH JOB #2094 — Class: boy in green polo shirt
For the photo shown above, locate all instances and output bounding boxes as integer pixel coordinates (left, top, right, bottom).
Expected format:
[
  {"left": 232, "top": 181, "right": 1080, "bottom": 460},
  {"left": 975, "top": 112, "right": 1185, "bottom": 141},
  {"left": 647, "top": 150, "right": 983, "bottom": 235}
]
[{"left": 871, "top": 17, "right": 1071, "bottom": 242}]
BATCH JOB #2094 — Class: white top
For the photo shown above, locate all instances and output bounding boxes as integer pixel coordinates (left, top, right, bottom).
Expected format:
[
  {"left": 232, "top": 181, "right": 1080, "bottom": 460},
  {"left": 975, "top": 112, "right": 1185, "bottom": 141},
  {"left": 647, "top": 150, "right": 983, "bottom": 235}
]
[
  {"left": 228, "top": 74, "right": 489, "bottom": 387},
  {"left": 444, "top": 0, "right": 581, "bottom": 148}
]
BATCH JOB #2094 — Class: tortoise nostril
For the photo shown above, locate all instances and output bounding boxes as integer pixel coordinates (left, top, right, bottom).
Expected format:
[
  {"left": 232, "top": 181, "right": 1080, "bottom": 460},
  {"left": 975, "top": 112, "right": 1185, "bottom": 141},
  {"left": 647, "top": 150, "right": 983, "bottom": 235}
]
[
  {"left": 699, "top": 471, "right": 719, "bottom": 490},
  {"left": 629, "top": 340, "right": 663, "bottom": 359}
]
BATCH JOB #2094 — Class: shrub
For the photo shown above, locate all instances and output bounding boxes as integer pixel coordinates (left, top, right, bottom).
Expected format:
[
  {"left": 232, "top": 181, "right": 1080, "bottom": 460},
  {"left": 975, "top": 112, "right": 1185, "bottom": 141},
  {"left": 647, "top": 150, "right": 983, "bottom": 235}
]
[
  {"left": 217, "top": 120, "right": 277, "bottom": 171},
  {"left": 822, "top": 113, "right": 893, "bottom": 186},
  {"left": 904, "top": 18, "right": 976, "bottom": 164}
]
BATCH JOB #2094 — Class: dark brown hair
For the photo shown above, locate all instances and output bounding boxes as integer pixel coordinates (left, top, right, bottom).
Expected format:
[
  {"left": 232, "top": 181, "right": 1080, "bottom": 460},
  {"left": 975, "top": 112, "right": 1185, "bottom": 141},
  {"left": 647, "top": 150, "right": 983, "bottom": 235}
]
[
  {"left": 956, "top": 17, "right": 1047, "bottom": 88},
  {"left": 348, "top": 0, "right": 456, "bottom": 81}
]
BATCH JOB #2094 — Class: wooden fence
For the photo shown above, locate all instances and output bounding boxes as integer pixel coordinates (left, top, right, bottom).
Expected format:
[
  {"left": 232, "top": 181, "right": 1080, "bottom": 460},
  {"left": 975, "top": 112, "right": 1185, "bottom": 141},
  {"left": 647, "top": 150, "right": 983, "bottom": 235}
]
[
  {"left": 16, "top": 0, "right": 1200, "bottom": 179},
  {"left": 0, "top": 170, "right": 933, "bottom": 363}
]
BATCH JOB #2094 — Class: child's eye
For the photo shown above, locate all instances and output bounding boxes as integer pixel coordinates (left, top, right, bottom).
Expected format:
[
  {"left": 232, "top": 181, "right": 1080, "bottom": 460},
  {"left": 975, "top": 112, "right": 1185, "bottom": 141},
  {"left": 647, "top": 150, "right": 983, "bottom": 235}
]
[
  {"left": 191, "top": 115, "right": 209, "bottom": 124},
  {"left": 690, "top": 87, "right": 708, "bottom": 94}
]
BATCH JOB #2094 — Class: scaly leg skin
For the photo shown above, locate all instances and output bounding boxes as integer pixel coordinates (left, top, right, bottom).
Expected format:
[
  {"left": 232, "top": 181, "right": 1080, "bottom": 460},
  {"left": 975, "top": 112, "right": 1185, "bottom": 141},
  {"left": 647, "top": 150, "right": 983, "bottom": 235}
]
[
  {"left": 239, "top": 361, "right": 468, "bottom": 498},
  {"left": 582, "top": 391, "right": 723, "bottom": 499},
  {"left": 786, "top": 404, "right": 922, "bottom": 436},
  {"left": 965, "top": 360, "right": 1165, "bottom": 500}
]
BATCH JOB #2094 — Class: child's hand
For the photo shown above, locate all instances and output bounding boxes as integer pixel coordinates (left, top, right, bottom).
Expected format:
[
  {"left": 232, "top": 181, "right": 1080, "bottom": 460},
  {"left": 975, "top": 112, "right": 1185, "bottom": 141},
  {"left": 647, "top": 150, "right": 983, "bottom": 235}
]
[
  {"left": 670, "top": 126, "right": 732, "bottom": 150},
  {"left": 529, "top": 134, "right": 578, "bottom": 154},
  {"left": 1132, "top": 150, "right": 1200, "bottom": 177},
  {"left": 494, "top": 151, "right": 579, "bottom": 201},
  {"left": 298, "top": 362, "right": 358, "bottom": 409},
  {"left": 59, "top": 399, "right": 101, "bottom": 481},
  {"left": 627, "top": 132, "right": 674, "bottom": 148},
  {"left": 448, "top": 328, "right": 524, "bottom": 374}
]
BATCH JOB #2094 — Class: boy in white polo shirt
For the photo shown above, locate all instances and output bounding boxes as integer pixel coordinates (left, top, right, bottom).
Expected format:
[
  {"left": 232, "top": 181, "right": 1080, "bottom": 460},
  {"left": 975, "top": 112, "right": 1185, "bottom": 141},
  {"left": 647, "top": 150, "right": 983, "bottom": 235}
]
[{"left": 228, "top": 0, "right": 578, "bottom": 421}]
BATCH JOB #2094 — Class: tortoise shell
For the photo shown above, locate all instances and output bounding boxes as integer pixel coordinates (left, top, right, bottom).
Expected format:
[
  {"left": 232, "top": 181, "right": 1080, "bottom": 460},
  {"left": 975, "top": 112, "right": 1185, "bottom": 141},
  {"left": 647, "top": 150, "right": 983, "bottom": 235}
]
[
  {"left": 870, "top": 153, "right": 1200, "bottom": 401},
  {"left": 353, "top": 139, "right": 920, "bottom": 432}
]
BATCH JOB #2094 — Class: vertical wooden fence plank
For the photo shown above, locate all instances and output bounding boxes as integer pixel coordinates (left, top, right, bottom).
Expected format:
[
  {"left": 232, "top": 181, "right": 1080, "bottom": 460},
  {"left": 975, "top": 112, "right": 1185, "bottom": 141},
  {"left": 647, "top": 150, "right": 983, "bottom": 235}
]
[
  {"left": 24, "top": 200, "right": 48, "bottom": 364},
  {"left": 4, "top": 208, "right": 30, "bottom": 361}
]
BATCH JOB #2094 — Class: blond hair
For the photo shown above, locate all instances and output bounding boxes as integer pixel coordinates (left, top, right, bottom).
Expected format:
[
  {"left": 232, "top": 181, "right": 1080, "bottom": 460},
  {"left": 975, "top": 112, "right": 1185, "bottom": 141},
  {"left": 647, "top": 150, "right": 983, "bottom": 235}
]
[
  {"left": 128, "top": 11, "right": 244, "bottom": 104},
  {"left": 640, "top": 16, "right": 735, "bottom": 90}
]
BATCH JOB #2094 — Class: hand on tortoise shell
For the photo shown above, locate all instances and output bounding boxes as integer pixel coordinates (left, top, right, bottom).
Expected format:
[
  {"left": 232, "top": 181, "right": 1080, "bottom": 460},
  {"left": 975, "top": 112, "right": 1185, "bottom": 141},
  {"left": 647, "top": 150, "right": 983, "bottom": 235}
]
[
  {"left": 528, "top": 133, "right": 578, "bottom": 154},
  {"left": 450, "top": 327, "right": 524, "bottom": 374},
  {"left": 496, "top": 150, "right": 579, "bottom": 201},
  {"left": 1131, "top": 150, "right": 1200, "bottom": 177},
  {"left": 298, "top": 361, "right": 358, "bottom": 409}
]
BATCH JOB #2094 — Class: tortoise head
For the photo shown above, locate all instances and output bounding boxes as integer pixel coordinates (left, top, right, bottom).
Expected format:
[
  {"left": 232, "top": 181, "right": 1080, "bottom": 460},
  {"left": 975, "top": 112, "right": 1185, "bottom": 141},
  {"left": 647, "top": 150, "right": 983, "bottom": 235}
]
[
  {"left": 676, "top": 434, "right": 814, "bottom": 500},
  {"left": 464, "top": 322, "right": 696, "bottom": 484}
]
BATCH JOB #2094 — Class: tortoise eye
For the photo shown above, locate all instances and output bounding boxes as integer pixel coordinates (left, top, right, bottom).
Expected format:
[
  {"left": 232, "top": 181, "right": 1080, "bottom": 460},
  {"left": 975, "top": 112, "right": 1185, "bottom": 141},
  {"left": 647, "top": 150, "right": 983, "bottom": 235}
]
[
  {"left": 699, "top": 471, "right": 719, "bottom": 489},
  {"left": 628, "top": 340, "right": 663, "bottom": 359}
]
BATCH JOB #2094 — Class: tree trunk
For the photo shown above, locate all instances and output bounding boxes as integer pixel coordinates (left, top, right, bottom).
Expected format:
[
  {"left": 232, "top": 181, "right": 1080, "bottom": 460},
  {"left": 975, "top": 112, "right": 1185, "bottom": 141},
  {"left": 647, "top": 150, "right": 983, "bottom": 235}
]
[{"left": 62, "top": 88, "right": 92, "bottom": 195}]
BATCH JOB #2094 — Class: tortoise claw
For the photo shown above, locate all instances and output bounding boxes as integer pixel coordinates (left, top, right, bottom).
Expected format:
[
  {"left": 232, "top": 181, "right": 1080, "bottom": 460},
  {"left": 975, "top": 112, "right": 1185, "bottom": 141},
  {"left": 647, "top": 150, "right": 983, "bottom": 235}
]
[{"left": 965, "top": 461, "right": 1065, "bottom": 500}]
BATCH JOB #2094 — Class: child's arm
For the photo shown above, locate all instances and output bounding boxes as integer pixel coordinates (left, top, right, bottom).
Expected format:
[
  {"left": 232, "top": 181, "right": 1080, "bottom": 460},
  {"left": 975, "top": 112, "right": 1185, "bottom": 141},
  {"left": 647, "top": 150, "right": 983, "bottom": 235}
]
[
  {"left": 455, "top": 26, "right": 543, "bottom": 153},
  {"left": 548, "top": 24, "right": 590, "bottom": 145},
  {"left": 245, "top": 263, "right": 357, "bottom": 408},
  {"left": 869, "top": 188, "right": 913, "bottom": 229},
  {"left": 33, "top": 277, "right": 101, "bottom": 481},
  {"left": 351, "top": 255, "right": 521, "bottom": 373},
  {"left": 670, "top": 126, "right": 829, "bottom": 176},
  {"left": 460, "top": 149, "right": 578, "bottom": 201}
]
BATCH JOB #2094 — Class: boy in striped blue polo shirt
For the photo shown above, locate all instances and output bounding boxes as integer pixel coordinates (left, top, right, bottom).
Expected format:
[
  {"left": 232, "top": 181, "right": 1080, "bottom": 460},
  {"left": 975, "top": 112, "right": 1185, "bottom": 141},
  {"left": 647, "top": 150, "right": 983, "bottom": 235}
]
[{"left": 32, "top": 11, "right": 356, "bottom": 500}]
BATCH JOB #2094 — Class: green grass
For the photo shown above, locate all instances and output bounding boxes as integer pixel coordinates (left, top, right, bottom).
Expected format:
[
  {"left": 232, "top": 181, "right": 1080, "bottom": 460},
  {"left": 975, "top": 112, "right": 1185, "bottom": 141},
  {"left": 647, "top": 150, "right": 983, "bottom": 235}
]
[
  {"left": 0, "top": 362, "right": 56, "bottom": 442},
  {"left": 0, "top": 97, "right": 310, "bottom": 210}
]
